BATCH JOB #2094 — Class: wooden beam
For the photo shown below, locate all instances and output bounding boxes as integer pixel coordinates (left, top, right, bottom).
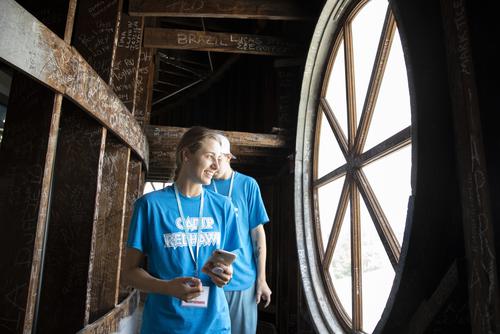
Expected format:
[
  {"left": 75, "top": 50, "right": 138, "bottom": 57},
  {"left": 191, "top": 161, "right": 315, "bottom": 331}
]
[
  {"left": 144, "top": 28, "right": 302, "bottom": 56},
  {"left": 146, "top": 125, "right": 292, "bottom": 180},
  {"left": 0, "top": 0, "right": 149, "bottom": 168},
  {"left": 129, "top": 0, "right": 312, "bottom": 20},
  {"left": 147, "top": 125, "right": 289, "bottom": 148}
]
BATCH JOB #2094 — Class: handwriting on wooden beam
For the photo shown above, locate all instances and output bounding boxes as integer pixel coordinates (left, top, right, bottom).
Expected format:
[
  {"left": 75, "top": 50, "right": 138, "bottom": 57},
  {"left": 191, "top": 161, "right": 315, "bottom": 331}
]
[
  {"left": 0, "top": 0, "right": 149, "bottom": 168},
  {"left": 129, "top": 0, "right": 312, "bottom": 20},
  {"left": 144, "top": 28, "right": 302, "bottom": 56}
]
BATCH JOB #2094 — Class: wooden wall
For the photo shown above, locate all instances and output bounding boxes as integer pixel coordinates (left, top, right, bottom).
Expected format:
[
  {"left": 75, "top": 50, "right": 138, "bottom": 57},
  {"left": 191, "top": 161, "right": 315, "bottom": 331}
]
[{"left": 0, "top": 0, "right": 153, "bottom": 332}]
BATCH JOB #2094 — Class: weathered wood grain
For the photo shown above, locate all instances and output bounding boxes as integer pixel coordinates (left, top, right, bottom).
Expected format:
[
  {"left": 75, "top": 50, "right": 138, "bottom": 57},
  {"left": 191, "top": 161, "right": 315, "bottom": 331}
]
[
  {"left": 129, "top": 0, "right": 312, "bottom": 20},
  {"left": 144, "top": 28, "right": 302, "bottom": 56},
  {"left": 145, "top": 125, "right": 292, "bottom": 180},
  {"left": 0, "top": 0, "right": 149, "bottom": 167},
  {"left": 77, "top": 289, "right": 139, "bottom": 334},
  {"left": 86, "top": 135, "right": 130, "bottom": 323},
  {"left": 440, "top": 0, "right": 500, "bottom": 331},
  {"left": 0, "top": 75, "right": 56, "bottom": 334}
]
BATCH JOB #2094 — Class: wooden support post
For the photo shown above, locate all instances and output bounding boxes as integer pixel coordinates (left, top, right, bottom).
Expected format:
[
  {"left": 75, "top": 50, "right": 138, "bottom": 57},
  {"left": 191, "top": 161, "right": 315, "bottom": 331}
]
[
  {"left": 119, "top": 36, "right": 155, "bottom": 299},
  {"left": 440, "top": 0, "right": 500, "bottom": 332},
  {"left": 86, "top": 135, "right": 131, "bottom": 323},
  {"left": 274, "top": 59, "right": 303, "bottom": 131},
  {"left": 119, "top": 157, "right": 143, "bottom": 301},
  {"left": 69, "top": 0, "right": 145, "bottom": 324},
  {"left": 133, "top": 48, "right": 155, "bottom": 128}
]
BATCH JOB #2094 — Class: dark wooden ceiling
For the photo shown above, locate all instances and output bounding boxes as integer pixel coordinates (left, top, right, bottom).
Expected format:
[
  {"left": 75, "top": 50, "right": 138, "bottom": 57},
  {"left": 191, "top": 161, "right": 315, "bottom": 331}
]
[
  {"left": 126, "top": 0, "right": 321, "bottom": 128},
  {"left": 125, "top": 0, "right": 323, "bottom": 179}
]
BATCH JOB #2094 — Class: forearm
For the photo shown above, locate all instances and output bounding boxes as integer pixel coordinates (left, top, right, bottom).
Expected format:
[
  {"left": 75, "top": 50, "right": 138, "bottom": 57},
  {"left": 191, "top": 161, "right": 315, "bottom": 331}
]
[
  {"left": 123, "top": 266, "right": 171, "bottom": 295},
  {"left": 251, "top": 225, "right": 267, "bottom": 281}
]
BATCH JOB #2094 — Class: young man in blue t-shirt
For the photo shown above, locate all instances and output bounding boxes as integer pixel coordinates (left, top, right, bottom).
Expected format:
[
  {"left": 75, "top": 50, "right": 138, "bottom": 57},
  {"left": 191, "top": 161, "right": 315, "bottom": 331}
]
[{"left": 205, "top": 134, "right": 271, "bottom": 334}]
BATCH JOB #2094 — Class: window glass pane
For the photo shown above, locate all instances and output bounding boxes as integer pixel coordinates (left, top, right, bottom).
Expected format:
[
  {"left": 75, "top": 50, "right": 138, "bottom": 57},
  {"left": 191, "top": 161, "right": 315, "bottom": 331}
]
[
  {"left": 364, "top": 28, "right": 410, "bottom": 151},
  {"left": 143, "top": 182, "right": 170, "bottom": 194},
  {"left": 325, "top": 39, "right": 348, "bottom": 137},
  {"left": 362, "top": 145, "right": 411, "bottom": 244},
  {"left": 317, "top": 110, "right": 346, "bottom": 179},
  {"left": 329, "top": 202, "right": 352, "bottom": 319},
  {"left": 351, "top": 0, "right": 388, "bottom": 127},
  {"left": 317, "top": 176, "right": 345, "bottom": 252},
  {"left": 360, "top": 198, "right": 394, "bottom": 333}
]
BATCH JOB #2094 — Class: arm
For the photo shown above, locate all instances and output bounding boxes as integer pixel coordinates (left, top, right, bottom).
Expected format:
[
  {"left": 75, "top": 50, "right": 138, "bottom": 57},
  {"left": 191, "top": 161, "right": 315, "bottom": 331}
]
[
  {"left": 122, "top": 247, "right": 202, "bottom": 302},
  {"left": 251, "top": 224, "right": 272, "bottom": 307}
]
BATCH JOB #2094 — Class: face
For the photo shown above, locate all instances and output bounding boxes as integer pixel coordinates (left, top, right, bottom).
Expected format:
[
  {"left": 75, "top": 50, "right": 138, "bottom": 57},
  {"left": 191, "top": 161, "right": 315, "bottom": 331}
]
[
  {"left": 214, "top": 154, "right": 232, "bottom": 179},
  {"left": 183, "top": 137, "right": 221, "bottom": 185}
]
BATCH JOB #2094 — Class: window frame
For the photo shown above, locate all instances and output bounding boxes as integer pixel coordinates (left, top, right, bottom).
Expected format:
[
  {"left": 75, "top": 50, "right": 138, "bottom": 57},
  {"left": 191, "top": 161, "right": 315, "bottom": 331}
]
[{"left": 294, "top": 0, "right": 413, "bottom": 332}]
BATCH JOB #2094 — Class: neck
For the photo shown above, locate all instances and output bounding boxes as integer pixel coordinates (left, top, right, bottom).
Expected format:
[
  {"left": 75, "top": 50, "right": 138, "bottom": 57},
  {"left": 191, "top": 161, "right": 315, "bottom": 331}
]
[
  {"left": 218, "top": 168, "right": 233, "bottom": 180},
  {"left": 175, "top": 174, "right": 202, "bottom": 197}
]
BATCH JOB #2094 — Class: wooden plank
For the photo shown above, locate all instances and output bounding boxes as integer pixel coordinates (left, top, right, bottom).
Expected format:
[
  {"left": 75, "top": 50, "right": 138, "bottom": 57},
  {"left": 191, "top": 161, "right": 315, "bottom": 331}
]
[
  {"left": 133, "top": 48, "right": 155, "bottom": 127},
  {"left": 274, "top": 60, "right": 303, "bottom": 129},
  {"left": 86, "top": 135, "right": 130, "bottom": 323},
  {"left": 0, "top": 0, "right": 149, "bottom": 167},
  {"left": 129, "top": 0, "right": 312, "bottom": 20},
  {"left": 144, "top": 28, "right": 302, "bottom": 56},
  {"left": 147, "top": 125, "right": 290, "bottom": 148},
  {"left": 0, "top": 74, "right": 57, "bottom": 334},
  {"left": 77, "top": 290, "right": 139, "bottom": 334},
  {"left": 440, "top": 0, "right": 500, "bottom": 331},
  {"left": 36, "top": 103, "right": 106, "bottom": 333},
  {"left": 72, "top": 2, "right": 144, "bottom": 324},
  {"left": 119, "top": 157, "right": 142, "bottom": 301},
  {"left": 146, "top": 126, "right": 291, "bottom": 181},
  {"left": 111, "top": 15, "right": 144, "bottom": 111},
  {"left": 71, "top": 0, "right": 120, "bottom": 80}
]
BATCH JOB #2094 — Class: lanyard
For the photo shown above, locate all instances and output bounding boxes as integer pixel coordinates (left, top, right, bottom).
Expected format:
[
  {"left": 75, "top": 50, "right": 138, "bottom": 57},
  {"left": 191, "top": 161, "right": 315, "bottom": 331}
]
[
  {"left": 174, "top": 183, "right": 204, "bottom": 277},
  {"left": 212, "top": 171, "right": 235, "bottom": 199}
]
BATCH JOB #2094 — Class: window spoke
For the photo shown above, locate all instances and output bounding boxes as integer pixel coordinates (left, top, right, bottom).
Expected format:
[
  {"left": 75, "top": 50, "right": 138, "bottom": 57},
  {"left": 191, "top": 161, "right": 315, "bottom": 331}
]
[
  {"left": 344, "top": 25, "right": 357, "bottom": 149},
  {"left": 354, "top": 169, "right": 400, "bottom": 268},
  {"left": 321, "top": 98, "right": 349, "bottom": 158},
  {"left": 355, "top": 7, "right": 396, "bottom": 154},
  {"left": 354, "top": 126, "right": 411, "bottom": 168},
  {"left": 350, "top": 180, "right": 363, "bottom": 330},
  {"left": 323, "top": 178, "right": 350, "bottom": 268}
]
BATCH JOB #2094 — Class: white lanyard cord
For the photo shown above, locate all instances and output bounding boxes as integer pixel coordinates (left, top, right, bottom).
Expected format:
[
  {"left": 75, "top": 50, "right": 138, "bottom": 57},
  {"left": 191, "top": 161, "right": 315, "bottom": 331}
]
[
  {"left": 212, "top": 171, "right": 235, "bottom": 199},
  {"left": 174, "top": 183, "right": 204, "bottom": 277}
]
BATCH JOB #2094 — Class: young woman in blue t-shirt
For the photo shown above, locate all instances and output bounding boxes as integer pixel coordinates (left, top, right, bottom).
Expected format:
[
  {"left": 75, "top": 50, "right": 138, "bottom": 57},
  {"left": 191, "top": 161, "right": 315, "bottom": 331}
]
[{"left": 123, "top": 126, "right": 241, "bottom": 334}]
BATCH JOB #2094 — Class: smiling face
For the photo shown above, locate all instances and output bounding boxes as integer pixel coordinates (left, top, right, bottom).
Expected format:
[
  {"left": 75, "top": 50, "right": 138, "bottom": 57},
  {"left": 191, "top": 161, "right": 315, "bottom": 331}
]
[{"left": 183, "top": 137, "right": 222, "bottom": 185}]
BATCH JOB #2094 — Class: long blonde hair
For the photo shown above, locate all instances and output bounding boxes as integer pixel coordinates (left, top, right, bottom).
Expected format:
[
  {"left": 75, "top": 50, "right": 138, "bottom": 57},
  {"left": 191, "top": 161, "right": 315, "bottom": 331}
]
[{"left": 174, "top": 126, "right": 221, "bottom": 180}]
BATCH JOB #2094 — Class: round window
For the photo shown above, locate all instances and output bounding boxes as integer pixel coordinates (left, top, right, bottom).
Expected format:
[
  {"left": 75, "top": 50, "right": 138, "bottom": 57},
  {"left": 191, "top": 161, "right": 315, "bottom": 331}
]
[{"left": 295, "top": 0, "right": 412, "bottom": 332}]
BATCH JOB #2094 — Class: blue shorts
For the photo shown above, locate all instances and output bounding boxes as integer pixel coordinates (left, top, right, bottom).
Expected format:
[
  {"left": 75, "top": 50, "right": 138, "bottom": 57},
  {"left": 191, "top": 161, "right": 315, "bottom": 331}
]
[{"left": 224, "top": 284, "right": 257, "bottom": 334}]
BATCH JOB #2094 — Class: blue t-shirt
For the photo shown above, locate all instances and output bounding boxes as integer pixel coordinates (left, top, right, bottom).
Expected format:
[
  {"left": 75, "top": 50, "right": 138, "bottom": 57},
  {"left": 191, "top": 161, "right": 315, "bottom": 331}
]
[
  {"left": 205, "top": 172, "right": 269, "bottom": 291},
  {"left": 127, "top": 185, "right": 241, "bottom": 334}
]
